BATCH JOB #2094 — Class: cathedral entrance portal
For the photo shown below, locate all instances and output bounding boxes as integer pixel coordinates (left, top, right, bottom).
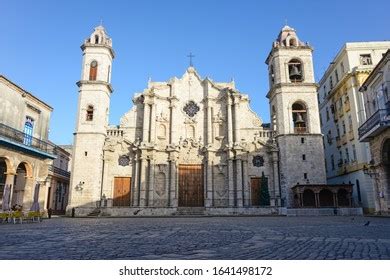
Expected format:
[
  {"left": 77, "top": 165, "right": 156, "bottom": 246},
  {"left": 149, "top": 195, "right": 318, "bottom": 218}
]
[
  {"left": 113, "top": 177, "right": 131, "bottom": 207},
  {"left": 178, "top": 164, "right": 204, "bottom": 207}
]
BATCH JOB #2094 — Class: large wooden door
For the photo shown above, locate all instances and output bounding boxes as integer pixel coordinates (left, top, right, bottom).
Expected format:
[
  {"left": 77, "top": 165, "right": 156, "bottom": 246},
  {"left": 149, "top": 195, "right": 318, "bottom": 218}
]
[
  {"left": 113, "top": 177, "right": 131, "bottom": 207},
  {"left": 179, "top": 164, "right": 204, "bottom": 207},
  {"left": 251, "top": 177, "right": 261, "bottom": 206}
]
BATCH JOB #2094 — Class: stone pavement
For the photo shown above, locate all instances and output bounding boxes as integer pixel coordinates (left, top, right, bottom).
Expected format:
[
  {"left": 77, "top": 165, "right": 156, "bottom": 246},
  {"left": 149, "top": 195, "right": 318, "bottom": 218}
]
[{"left": 0, "top": 216, "right": 390, "bottom": 259}]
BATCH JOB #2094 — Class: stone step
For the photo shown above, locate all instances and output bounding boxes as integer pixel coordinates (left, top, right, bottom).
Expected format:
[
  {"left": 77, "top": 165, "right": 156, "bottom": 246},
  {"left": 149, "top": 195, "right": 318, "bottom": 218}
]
[
  {"left": 87, "top": 208, "right": 101, "bottom": 217},
  {"left": 175, "top": 207, "right": 205, "bottom": 216}
]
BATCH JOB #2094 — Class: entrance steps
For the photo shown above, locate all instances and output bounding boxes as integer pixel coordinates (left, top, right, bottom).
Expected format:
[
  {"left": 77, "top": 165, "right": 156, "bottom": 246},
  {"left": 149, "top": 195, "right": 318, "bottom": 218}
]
[{"left": 175, "top": 207, "right": 206, "bottom": 216}]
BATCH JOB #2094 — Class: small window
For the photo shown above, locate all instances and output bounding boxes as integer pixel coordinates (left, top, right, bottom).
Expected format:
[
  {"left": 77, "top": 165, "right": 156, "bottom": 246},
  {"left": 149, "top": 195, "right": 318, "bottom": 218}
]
[
  {"left": 84, "top": 151, "right": 88, "bottom": 156},
  {"left": 89, "top": 60, "right": 98, "bottom": 81},
  {"left": 342, "top": 120, "right": 346, "bottom": 135},
  {"left": 360, "top": 54, "right": 372, "bottom": 65},
  {"left": 330, "top": 76, "right": 334, "bottom": 89},
  {"left": 335, "top": 69, "right": 339, "bottom": 83},
  {"left": 301, "top": 137, "right": 305, "bottom": 144},
  {"left": 86, "top": 105, "right": 94, "bottom": 121},
  {"left": 95, "top": 35, "right": 99, "bottom": 44},
  {"left": 340, "top": 62, "right": 345, "bottom": 74},
  {"left": 326, "top": 107, "right": 330, "bottom": 121},
  {"left": 304, "top": 173, "right": 308, "bottom": 179},
  {"left": 302, "top": 154, "right": 306, "bottom": 161}
]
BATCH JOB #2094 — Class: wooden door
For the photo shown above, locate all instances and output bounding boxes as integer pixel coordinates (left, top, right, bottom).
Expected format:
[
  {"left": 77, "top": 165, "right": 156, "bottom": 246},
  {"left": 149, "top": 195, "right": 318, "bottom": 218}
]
[
  {"left": 251, "top": 177, "right": 261, "bottom": 206},
  {"left": 113, "top": 177, "right": 131, "bottom": 207},
  {"left": 179, "top": 164, "right": 204, "bottom": 207}
]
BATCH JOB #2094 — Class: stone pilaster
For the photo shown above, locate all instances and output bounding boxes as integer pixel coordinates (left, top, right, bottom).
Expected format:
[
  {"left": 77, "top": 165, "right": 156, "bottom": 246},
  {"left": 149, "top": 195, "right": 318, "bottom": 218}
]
[
  {"left": 142, "top": 102, "right": 150, "bottom": 142},
  {"left": 227, "top": 96, "right": 233, "bottom": 146},
  {"left": 228, "top": 158, "right": 234, "bottom": 207},
  {"left": 206, "top": 156, "right": 213, "bottom": 207},
  {"left": 272, "top": 151, "right": 280, "bottom": 206},
  {"left": 242, "top": 160, "right": 249, "bottom": 207},
  {"left": 233, "top": 96, "right": 240, "bottom": 144},
  {"left": 150, "top": 103, "right": 156, "bottom": 144},
  {"left": 139, "top": 156, "right": 148, "bottom": 207},
  {"left": 148, "top": 158, "right": 155, "bottom": 207},
  {"left": 169, "top": 157, "right": 177, "bottom": 207},
  {"left": 131, "top": 154, "right": 139, "bottom": 206},
  {"left": 236, "top": 158, "right": 243, "bottom": 207},
  {"left": 207, "top": 102, "right": 213, "bottom": 145}
]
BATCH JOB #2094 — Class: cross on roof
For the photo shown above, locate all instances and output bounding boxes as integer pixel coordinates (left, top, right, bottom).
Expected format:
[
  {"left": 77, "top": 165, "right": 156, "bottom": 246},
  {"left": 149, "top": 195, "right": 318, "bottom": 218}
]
[{"left": 187, "top": 52, "right": 195, "bottom": 67}]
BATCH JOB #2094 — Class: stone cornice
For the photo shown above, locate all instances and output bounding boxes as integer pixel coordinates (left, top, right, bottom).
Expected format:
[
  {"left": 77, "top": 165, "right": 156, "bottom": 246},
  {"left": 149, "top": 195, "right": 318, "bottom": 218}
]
[
  {"left": 266, "top": 82, "right": 318, "bottom": 99},
  {"left": 76, "top": 80, "right": 113, "bottom": 94},
  {"left": 81, "top": 43, "right": 115, "bottom": 58}
]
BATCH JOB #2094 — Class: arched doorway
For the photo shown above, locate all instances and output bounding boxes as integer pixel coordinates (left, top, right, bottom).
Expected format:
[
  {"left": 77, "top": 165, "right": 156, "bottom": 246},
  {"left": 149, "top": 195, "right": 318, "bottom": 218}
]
[
  {"left": 0, "top": 158, "right": 7, "bottom": 209},
  {"left": 319, "top": 189, "right": 334, "bottom": 207},
  {"left": 11, "top": 162, "right": 28, "bottom": 208},
  {"left": 303, "top": 189, "right": 316, "bottom": 207},
  {"left": 337, "top": 189, "right": 349, "bottom": 207}
]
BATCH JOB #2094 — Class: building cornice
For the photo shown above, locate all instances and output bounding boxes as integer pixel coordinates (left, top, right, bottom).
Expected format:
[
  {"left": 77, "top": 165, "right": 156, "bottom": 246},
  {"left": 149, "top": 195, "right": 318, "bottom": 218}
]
[{"left": 76, "top": 80, "right": 113, "bottom": 93}]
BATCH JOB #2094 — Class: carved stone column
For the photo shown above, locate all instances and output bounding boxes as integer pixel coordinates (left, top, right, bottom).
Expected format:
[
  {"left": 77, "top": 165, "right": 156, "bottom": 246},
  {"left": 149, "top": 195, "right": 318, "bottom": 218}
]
[
  {"left": 228, "top": 158, "right": 234, "bottom": 207},
  {"left": 205, "top": 155, "right": 213, "bottom": 207},
  {"left": 150, "top": 103, "right": 156, "bottom": 144},
  {"left": 148, "top": 157, "right": 155, "bottom": 207},
  {"left": 233, "top": 96, "right": 240, "bottom": 144},
  {"left": 272, "top": 151, "right": 280, "bottom": 207},
  {"left": 169, "top": 157, "right": 177, "bottom": 207},
  {"left": 236, "top": 158, "right": 243, "bottom": 207},
  {"left": 142, "top": 102, "right": 150, "bottom": 142},
  {"left": 242, "top": 160, "right": 249, "bottom": 207},
  {"left": 227, "top": 96, "right": 233, "bottom": 146},
  {"left": 169, "top": 96, "right": 178, "bottom": 145},
  {"left": 207, "top": 102, "right": 213, "bottom": 145},
  {"left": 5, "top": 172, "right": 16, "bottom": 209},
  {"left": 139, "top": 156, "right": 148, "bottom": 207},
  {"left": 132, "top": 154, "right": 139, "bottom": 206}
]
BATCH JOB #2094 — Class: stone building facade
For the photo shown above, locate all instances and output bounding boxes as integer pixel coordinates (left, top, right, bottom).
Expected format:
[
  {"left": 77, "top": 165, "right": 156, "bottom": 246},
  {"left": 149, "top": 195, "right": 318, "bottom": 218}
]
[
  {"left": 359, "top": 50, "right": 390, "bottom": 214},
  {"left": 68, "top": 25, "right": 328, "bottom": 216},
  {"left": 318, "top": 42, "right": 390, "bottom": 213},
  {"left": 46, "top": 144, "right": 71, "bottom": 214},
  {"left": 0, "top": 75, "right": 56, "bottom": 211}
]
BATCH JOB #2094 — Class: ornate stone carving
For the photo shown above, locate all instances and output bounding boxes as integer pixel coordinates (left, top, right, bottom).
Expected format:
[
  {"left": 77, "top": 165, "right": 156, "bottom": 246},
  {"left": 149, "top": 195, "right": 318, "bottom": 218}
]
[
  {"left": 252, "top": 155, "right": 264, "bottom": 167},
  {"left": 183, "top": 100, "right": 200, "bottom": 117},
  {"left": 118, "top": 155, "right": 130, "bottom": 166}
]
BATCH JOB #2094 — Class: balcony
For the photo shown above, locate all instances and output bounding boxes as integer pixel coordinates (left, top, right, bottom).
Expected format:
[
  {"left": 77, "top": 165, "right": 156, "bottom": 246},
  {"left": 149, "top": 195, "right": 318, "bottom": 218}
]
[
  {"left": 48, "top": 165, "right": 70, "bottom": 178},
  {"left": 0, "top": 123, "right": 56, "bottom": 159},
  {"left": 359, "top": 108, "right": 390, "bottom": 142}
]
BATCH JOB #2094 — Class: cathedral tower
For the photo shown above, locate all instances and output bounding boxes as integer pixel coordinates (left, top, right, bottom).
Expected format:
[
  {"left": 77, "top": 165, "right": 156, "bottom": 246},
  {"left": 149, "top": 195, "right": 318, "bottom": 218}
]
[
  {"left": 266, "top": 26, "right": 326, "bottom": 207},
  {"left": 68, "top": 25, "right": 114, "bottom": 210}
]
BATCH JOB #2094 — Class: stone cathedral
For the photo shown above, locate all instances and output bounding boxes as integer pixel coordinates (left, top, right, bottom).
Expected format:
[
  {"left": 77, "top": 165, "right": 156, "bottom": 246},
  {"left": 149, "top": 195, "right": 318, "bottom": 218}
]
[{"left": 68, "top": 25, "right": 327, "bottom": 216}]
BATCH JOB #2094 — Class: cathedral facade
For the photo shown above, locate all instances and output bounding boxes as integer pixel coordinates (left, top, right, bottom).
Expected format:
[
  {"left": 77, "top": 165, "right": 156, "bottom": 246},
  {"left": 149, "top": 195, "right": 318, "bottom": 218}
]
[{"left": 68, "top": 25, "right": 326, "bottom": 216}]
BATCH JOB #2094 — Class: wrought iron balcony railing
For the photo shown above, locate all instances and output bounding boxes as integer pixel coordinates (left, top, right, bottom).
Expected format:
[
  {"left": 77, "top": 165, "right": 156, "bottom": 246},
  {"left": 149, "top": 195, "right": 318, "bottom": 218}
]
[
  {"left": 48, "top": 165, "right": 70, "bottom": 178},
  {"left": 358, "top": 108, "right": 390, "bottom": 141},
  {"left": 0, "top": 123, "right": 56, "bottom": 157}
]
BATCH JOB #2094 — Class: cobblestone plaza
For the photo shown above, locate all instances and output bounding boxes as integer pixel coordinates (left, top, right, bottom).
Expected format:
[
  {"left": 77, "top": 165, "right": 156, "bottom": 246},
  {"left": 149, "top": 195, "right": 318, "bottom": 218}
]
[{"left": 1, "top": 216, "right": 390, "bottom": 260}]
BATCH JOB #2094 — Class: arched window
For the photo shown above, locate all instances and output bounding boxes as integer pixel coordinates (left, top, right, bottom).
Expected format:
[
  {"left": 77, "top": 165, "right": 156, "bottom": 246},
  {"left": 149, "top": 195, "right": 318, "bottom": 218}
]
[
  {"left": 95, "top": 35, "right": 99, "bottom": 44},
  {"left": 23, "top": 117, "right": 34, "bottom": 145},
  {"left": 89, "top": 60, "right": 98, "bottom": 81},
  {"left": 289, "top": 37, "right": 297, "bottom": 47},
  {"left": 292, "top": 102, "right": 307, "bottom": 133},
  {"left": 86, "top": 105, "right": 94, "bottom": 121},
  {"left": 288, "top": 59, "right": 303, "bottom": 82}
]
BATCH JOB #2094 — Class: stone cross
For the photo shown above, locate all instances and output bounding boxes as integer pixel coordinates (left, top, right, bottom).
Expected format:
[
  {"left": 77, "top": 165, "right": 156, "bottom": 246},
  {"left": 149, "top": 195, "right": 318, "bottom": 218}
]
[{"left": 187, "top": 52, "right": 195, "bottom": 67}]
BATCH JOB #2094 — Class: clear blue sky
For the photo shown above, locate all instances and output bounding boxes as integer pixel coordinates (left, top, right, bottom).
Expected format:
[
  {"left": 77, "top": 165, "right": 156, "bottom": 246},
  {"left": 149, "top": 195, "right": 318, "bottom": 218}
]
[{"left": 1, "top": 0, "right": 389, "bottom": 144}]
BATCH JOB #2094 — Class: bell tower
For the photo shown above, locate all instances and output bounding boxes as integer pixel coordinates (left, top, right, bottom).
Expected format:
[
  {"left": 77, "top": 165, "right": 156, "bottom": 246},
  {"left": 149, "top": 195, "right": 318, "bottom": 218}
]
[
  {"left": 266, "top": 25, "right": 326, "bottom": 207},
  {"left": 68, "top": 25, "right": 115, "bottom": 210}
]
